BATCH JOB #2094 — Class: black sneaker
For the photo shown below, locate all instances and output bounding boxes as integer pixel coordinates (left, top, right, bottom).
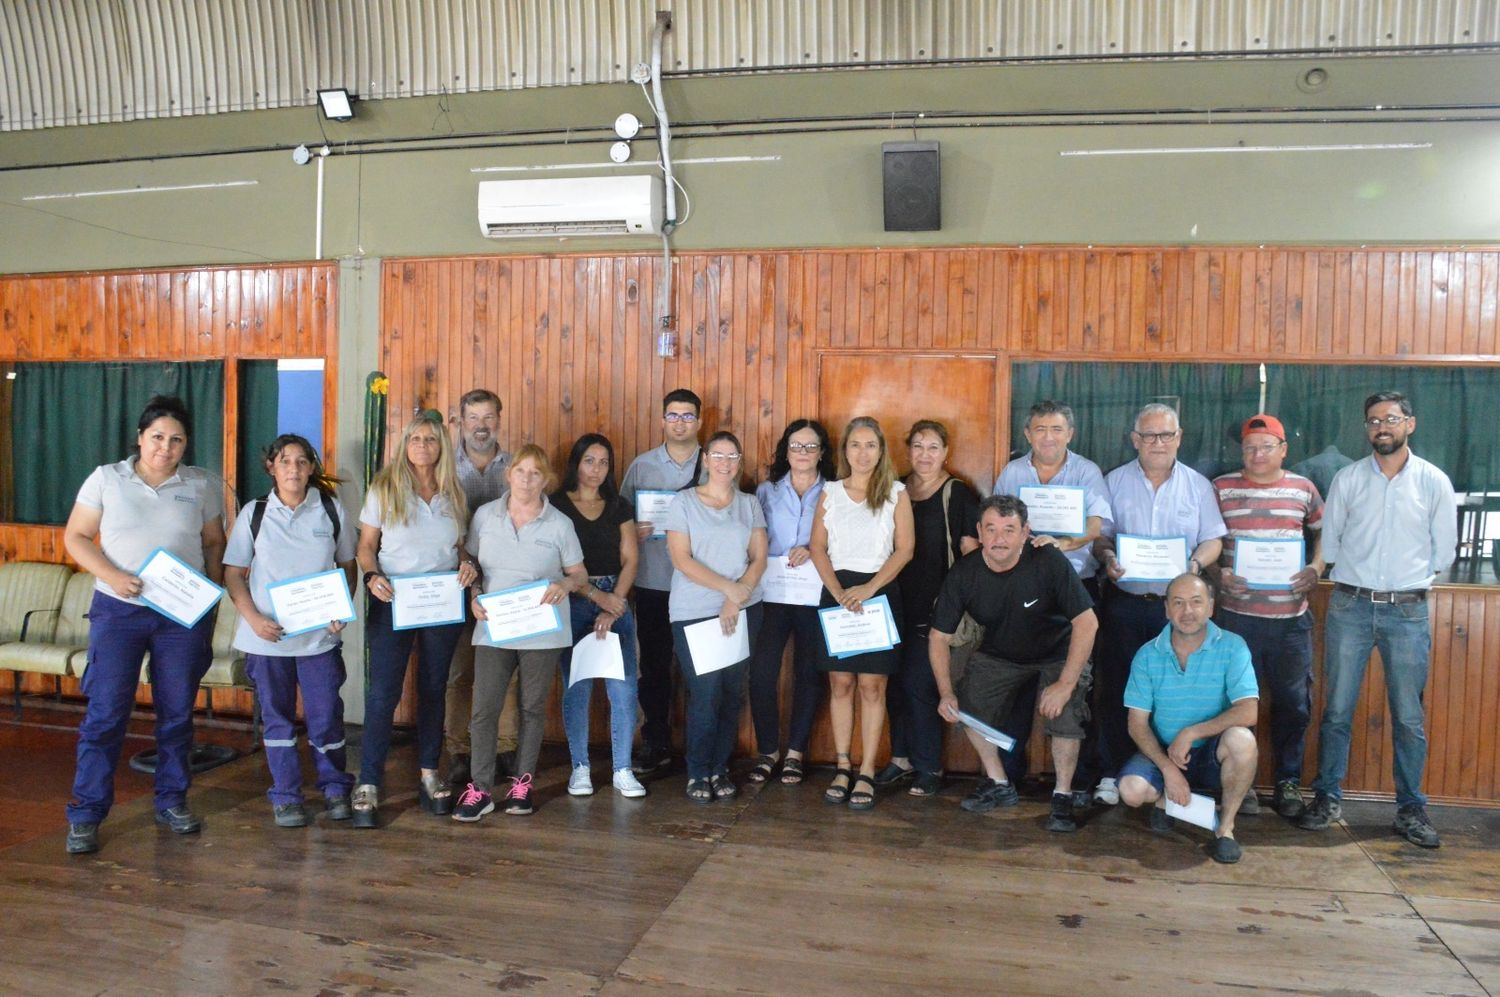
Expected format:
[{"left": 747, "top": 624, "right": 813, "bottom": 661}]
[
  {"left": 325, "top": 795, "right": 353, "bottom": 821},
  {"left": 503, "top": 774, "right": 535, "bottom": 816},
  {"left": 154, "top": 806, "right": 202, "bottom": 834},
  {"left": 65, "top": 822, "right": 99, "bottom": 855},
  {"left": 959, "top": 778, "right": 1020, "bottom": 814},
  {"left": 1296, "top": 792, "right": 1341, "bottom": 830},
  {"left": 873, "top": 762, "right": 915, "bottom": 787},
  {"left": 1211, "top": 835, "right": 1243, "bottom": 864},
  {"left": 1392, "top": 804, "right": 1441, "bottom": 849},
  {"left": 1046, "top": 792, "right": 1078, "bottom": 833},
  {"left": 632, "top": 744, "right": 672, "bottom": 776},
  {"left": 1273, "top": 780, "right": 1305, "bottom": 819},
  {"left": 273, "top": 803, "right": 308, "bottom": 828},
  {"left": 1070, "top": 789, "right": 1092, "bottom": 810},
  {"left": 451, "top": 783, "right": 494, "bottom": 823}
]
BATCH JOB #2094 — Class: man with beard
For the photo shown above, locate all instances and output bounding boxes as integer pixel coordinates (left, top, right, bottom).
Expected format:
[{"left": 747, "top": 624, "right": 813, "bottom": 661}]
[
  {"left": 1298, "top": 391, "right": 1455, "bottom": 848},
  {"left": 929, "top": 495, "right": 1097, "bottom": 833}
]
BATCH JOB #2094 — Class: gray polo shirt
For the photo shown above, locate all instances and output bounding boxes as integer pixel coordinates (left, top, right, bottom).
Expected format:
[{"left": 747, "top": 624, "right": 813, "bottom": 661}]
[
  {"left": 223, "top": 491, "right": 357, "bottom": 656},
  {"left": 358, "top": 489, "right": 464, "bottom": 576},
  {"left": 456, "top": 441, "right": 511, "bottom": 511},
  {"left": 621, "top": 443, "right": 702, "bottom": 591},
  {"left": 662, "top": 489, "right": 766, "bottom": 622},
  {"left": 74, "top": 460, "right": 225, "bottom": 605},
  {"left": 467, "top": 497, "right": 585, "bottom": 650}
]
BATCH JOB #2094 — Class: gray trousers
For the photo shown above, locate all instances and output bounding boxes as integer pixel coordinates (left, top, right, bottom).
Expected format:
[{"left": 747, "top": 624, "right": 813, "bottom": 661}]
[{"left": 470, "top": 645, "right": 561, "bottom": 791}]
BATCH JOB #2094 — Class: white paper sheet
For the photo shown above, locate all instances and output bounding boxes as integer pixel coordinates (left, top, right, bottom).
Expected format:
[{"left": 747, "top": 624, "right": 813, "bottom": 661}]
[
  {"left": 683, "top": 612, "right": 751, "bottom": 675},
  {"left": 390, "top": 571, "right": 465, "bottom": 630},
  {"left": 1116, "top": 534, "right": 1189, "bottom": 582},
  {"left": 1018, "top": 484, "right": 1088, "bottom": 537},
  {"left": 478, "top": 580, "right": 564, "bottom": 644},
  {"left": 568, "top": 631, "right": 626, "bottom": 685},
  {"left": 1233, "top": 538, "right": 1306, "bottom": 590},
  {"left": 760, "top": 557, "right": 824, "bottom": 606},
  {"left": 1164, "top": 792, "right": 1219, "bottom": 831},
  {"left": 633, "top": 490, "right": 678, "bottom": 538},
  {"left": 135, "top": 547, "right": 224, "bottom": 628},
  {"left": 267, "top": 569, "right": 356, "bottom": 638}
]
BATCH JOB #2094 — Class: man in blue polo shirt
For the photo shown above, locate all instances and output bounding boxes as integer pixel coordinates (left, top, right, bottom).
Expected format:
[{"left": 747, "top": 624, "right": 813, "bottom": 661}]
[{"left": 1118, "top": 573, "right": 1259, "bottom": 864}]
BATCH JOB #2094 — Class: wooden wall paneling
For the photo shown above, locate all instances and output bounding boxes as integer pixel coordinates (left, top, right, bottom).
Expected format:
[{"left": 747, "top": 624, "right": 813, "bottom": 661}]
[{"left": 1480, "top": 592, "right": 1500, "bottom": 799}]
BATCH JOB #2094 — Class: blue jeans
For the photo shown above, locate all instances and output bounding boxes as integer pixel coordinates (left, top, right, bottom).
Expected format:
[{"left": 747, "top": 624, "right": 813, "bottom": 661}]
[
  {"left": 1216, "top": 609, "right": 1313, "bottom": 784},
  {"left": 559, "top": 578, "right": 640, "bottom": 772},
  {"left": 673, "top": 604, "right": 764, "bottom": 781},
  {"left": 360, "top": 596, "right": 464, "bottom": 787},
  {"left": 1312, "top": 589, "right": 1433, "bottom": 808},
  {"left": 67, "top": 592, "right": 214, "bottom": 823}
]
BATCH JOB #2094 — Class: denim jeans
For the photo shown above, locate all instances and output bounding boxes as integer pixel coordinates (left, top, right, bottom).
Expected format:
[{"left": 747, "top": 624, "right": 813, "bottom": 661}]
[
  {"left": 1313, "top": 589, "right": 1433, "bottom": 808},
  {"left": 360, "top": 596, "right": 464, "bottom": 787},
  {"left": 673, "top": 603, "right": 764, "bottom": 781},
  {"left": 559, "top": 577, "right": 640, "bottom": 772},
  {"left": 1215, "top": 609, "right": 1313, "bottom": 784}
]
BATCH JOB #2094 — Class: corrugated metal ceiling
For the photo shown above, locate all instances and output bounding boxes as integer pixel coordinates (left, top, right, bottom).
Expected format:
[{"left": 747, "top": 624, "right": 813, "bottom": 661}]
[{"left": 3, "top": 0, "right": 1497, "bottom": 131}]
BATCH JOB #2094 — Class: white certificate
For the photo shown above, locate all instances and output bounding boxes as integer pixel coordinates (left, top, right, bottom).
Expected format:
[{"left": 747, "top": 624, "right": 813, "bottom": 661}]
[
  {"left": 1018, "top": 485, "right": 1088, "bottom": 537},
  {"left": 956, "top": 710, "right": 1016, "bottom": 752},
  {"left": 1116, "top": 534, "right": 1188, "bottom": 582},
  {"left": 1164, "top": 792, "right": 1220, "bottom": 832},
  {"left": 390, "top": 571, "right": 465, "bottom": 630},
  {"left": 761, "top": 557, "right": 824, "bottom": 606},
  {"left": 477, "top": 580, "right": 564, "bottom": 644},
  {"left": 634, "top": 490, "right": 678, "bottom": 537},
  {"left": 568, "top": 631, "right": 626, "bottom": 686},
  {"left": 683, "top": 612, "right": 751, "bottom": 675},
  {"left": 136, "top": 547, "right": 224, "bottom": 628},
  {"left": 819, "top": 594, "right": 899, "bottom": 658},
  {"left": 1233, "top": 538, "right": 1306, "bottom": 591},
  {"left": 266, "top": 569, "right": 356, "bottom": 638}
]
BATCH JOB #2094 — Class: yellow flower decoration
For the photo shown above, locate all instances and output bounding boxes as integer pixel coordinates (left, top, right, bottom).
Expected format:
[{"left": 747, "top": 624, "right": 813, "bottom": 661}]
[{"left": 370, "top": 376, "right": 390, "bottom": 396}]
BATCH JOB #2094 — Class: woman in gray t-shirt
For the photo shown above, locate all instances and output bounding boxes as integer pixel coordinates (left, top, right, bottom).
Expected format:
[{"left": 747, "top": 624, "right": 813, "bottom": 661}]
[{"left": 664, "top": 431, "right": 768, "bottom": 804}]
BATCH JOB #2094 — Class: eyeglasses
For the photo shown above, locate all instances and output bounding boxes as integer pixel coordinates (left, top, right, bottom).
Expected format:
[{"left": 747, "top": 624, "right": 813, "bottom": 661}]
[
  {"left": 1241, "top": 443, "right": 1284, "bottom": 456},
  {"left": 787, "top": 442, "right": 822, "bottom": 454},
  {"left": 706, "top": 451, "right": 741, "bottom": 462},
  {"left": 1134, "top": 430, "right": 1179, "bottom": 444},
  {"left": 1364, "top": 414, "right": 1409, "bottom": 429},
  {"left": 664, "top": 413, "right": 698, "bottom": 424}
]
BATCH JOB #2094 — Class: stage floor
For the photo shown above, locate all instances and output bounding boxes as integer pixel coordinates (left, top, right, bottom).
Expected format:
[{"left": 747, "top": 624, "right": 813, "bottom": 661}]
[{"left": 2, "top": 708, "right": 1497, "bottom": 995}]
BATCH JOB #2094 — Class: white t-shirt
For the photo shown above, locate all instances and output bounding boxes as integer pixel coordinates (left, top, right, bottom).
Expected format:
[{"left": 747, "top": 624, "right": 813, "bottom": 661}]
[
  {"left": 359, "top": 488, "right": 464, "bottom": 576},
  {"left": 822, "top": 479, "right": 904, "bottom": 574}
]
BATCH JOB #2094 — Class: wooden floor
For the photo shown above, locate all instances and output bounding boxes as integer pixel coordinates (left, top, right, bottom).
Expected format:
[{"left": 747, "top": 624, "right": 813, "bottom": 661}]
[{"left": 3, "top": 708, "right": 1498, "bottom": 996}]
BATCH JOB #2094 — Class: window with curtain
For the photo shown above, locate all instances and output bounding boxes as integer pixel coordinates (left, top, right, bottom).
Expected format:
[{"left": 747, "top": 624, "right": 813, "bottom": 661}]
[
  {"left": 236, "top": 360, "right": 281, "bottom": 506},
  {"left": 7, "top": 361, "right": 225, "bottom": 525}
]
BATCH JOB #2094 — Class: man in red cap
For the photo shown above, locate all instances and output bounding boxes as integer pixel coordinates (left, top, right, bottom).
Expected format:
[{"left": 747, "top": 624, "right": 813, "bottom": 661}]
[{"left": 1211, "top": 415, "right": 1324, "bottom": 819}]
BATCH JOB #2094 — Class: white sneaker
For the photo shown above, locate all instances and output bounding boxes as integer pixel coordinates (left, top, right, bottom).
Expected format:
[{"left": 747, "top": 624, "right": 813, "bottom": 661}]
[
  {"left": 567, "top": 764, "right": 594, "bottom": 796},
  {"left": 1093, "top": 777, "right": 1119, "bottom": 806},
  {"left": 613, "top": 768, "right": 648, "bottom": 798}
]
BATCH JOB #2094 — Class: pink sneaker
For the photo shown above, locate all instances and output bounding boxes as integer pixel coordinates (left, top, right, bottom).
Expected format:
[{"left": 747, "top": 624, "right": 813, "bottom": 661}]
[
  {"left": 504, "top": 773, "right": 535, "bottom": 815},
  {"left": 451, "top": 783, "right": 493, "bottom": 823}
]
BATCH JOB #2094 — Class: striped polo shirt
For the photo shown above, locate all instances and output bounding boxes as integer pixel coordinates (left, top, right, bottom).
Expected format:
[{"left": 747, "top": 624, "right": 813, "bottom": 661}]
[
  {"left": 1124, "top": 621, "right": 1258, "bottom": 748},
  {"left": 1211, "top": 471, "right": 1323, "bottom": 618}
]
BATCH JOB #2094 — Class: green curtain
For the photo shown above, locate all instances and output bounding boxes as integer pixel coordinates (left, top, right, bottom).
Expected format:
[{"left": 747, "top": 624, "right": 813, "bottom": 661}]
[
  {"left": 11, "top": 361, "right": 224, "bottom": 525},
  {"left": 236, "top": 360, "right": 281, "bottom": 505},
  {"left": 1010, "top": 362, "right": 1262, "bottom": 480}
]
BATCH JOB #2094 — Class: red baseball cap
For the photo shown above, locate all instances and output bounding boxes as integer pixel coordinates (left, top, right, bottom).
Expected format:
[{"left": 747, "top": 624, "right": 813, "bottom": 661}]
[{"left": 1241, "top": 414, "right": 1286, "bottom": 441}]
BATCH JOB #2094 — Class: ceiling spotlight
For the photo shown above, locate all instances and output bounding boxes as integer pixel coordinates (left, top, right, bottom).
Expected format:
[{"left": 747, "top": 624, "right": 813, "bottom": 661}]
[
  {"left": 317, "top": 88, "right": 355, "bottom": 121},
  {"left": 614, "top": 113, "right": 641, "bottom": 140},
  {"left": 610, "top": 141, "right": 632, "bottom": 164}
]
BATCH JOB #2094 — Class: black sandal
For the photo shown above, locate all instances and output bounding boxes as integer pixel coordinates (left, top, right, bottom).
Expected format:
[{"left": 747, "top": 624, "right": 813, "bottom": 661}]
[
  {"left": 780, "top": 756, "right": 805, "bottom": 785},
  {"left": 824, "top": 767, "right": 853, "bottom": 804},
  {"left": 686, "top": 778, "right": 714, "bottom": 804},
  {"left": 848, "top": 773, "right": 877, "bottom": 811},
  {"left": 710, "top": 774, "right": 738, "bottom": 800},
  {"left": 747, "top": 755, "right": 777, "bottom": 784}
]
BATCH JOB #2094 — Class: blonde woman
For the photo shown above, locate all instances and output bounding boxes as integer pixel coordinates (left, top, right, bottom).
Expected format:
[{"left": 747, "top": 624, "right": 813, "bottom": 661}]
[
  {"left": 809, "top": 416, "right": 915, "bottom": 811},
  {"left": 354, "top": 412, "right": 478, "bottom": 829}
]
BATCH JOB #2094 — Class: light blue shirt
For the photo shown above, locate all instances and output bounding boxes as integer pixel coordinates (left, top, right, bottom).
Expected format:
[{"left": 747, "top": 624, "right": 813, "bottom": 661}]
[
  {"left": 755, "top": 475, "right": 824, "bottom": 557},
  {"left": 1103, "top": 460, "right": 1227, "bottom": 596},
  {"left": 1322, "top": 451, "right": 1456, "bottom": 591},
  {"left": 1124, "top": 621, "right": 1258, "bottom": 748},
  {"left": 993, "top": 450, "right": 1113, "bottom": 579},
  {"left": 621, "top": 443, "right": 702, "bottom": 591}
]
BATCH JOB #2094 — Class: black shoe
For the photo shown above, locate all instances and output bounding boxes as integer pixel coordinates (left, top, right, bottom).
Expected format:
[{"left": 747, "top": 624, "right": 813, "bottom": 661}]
[
  {"left": 325, "top": 795, "right": 352, "bottom": 821},
  {"left": 154, "top": 806, "right": 202, "bottom": 834},
  {"left": 909, "top": 771, "right": 942, "bottom": 797},
  {"left": 710, "top": 774, "right": 738, "bottom": 801},
  {"left": 1392, "top": 804, "right": 1441, "bottom": 849},
  {"left": 1237, "top": 789, "right": 1262, "bottom": 816},
  {"left": 960, "top": 778, "right": 1020, "bottom": 814},
  {"left": 1212, "top": 835, "right": 1244, "bottom": 864},
  {"left": 1070, "top": 789, "right": 1092, "bottom": 810},
  {"left": 66, "top": 822, "right": 99, "bottom": 855},
  {"left": 452, "top": 783, "right": 494, "bottom": 823},
  {"left": 495, "top": 751, "right": 517, "bottom": 781},
  {"left": 632, "top": 745, "right": 672, "bottom": 776},
  {"left": 447, "top": 753, "right": 472, "bottom": 790},
  {"left": 273, "top": 803, "right": 308, "bottom": 828},
  {"left": 873, "top": 762, "right": 915, "bottom": 787},
  {"left": 1273, "top": 780, "right": 1305, "bottom": 819},
  {"left": 1296, "top": 793, "right": 1342, "bottom": 831},
  {"left": 1047, "top": 792, "right": 1078, "bottom": 833},
  {"left": 1149, "top": 805, "right": 1172, "bottom": 833}
]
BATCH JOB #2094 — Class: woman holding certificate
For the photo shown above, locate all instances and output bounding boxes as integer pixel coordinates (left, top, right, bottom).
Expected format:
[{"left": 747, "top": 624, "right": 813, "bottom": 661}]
[
  {"left": 745, "top": 419, "right": 834, "bottom": 786},
  {"left": 809, "top": 416, "right": 915, "bottom": 811},
  {"left": 223, "top": 434, "right": 357, "bottom": 828},
  {"left": 61, "top": 396, "right": 227, "bottom": 856},
  {"left": 553, "top": 434, "right": 648, "bottom": 799},
  {"left": 355, "top": 413, "right": 477, "bottom": 829},
  {"left": 455, "top": 445, "right": 587, "bottom": 821},
  {"left": 664, "top": 431, "right": 768, "bottom": 804}
]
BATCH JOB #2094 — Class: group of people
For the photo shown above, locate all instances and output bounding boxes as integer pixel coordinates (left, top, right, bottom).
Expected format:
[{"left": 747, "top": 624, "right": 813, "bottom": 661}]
[{"left": 59, "top": 384, "right": 1456, "bottom": 867}]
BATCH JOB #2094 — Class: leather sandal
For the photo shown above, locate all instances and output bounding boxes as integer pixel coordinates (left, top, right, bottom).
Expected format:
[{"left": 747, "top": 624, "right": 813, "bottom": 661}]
[
  {"left": 824, "top": 767, "right": 853, "bottom": 804},
  {"left": 848, "top": 773, "right": 877, "bottom": 811},
  {"left": 780, "top": 756, "right": 805, "bottom": 785},
  {"left": 746, "top": 755, "right": 778, "bottom": 784},
  {"left": 351, "top": 784, "right": 379, "bottom": 830}
]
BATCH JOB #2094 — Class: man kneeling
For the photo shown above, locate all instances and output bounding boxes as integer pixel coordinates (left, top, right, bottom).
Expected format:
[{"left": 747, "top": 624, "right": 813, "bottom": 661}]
[{"left": 1118, "top": 573, "right": 1259, "bottom": 864}]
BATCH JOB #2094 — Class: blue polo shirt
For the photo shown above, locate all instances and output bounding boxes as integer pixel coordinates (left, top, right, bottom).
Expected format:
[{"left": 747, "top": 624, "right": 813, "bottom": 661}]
[{"left": 1124, "top": 621, "right": 1257, "bottom": 748}]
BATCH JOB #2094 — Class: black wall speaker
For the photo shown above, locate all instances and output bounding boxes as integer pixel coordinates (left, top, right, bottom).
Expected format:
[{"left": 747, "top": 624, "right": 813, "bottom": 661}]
[{"left": 882, "top": 141, "right": 941, "bottom": 232}]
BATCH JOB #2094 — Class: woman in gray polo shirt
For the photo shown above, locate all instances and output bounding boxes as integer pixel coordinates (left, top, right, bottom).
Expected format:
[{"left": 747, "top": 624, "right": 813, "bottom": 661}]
[
  {"left": 664, "top": 431, "right": 768, "bottom": 804},
  {"left": 453, "top": 444, "right": 587, "bottom": 821}
]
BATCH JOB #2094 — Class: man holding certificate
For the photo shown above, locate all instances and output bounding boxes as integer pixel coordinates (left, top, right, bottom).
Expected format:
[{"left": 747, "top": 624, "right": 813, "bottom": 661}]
[
  {"left": 1092, "top": 403, "right": 1226, "bottom": 809},
  {"left": 1212, "top": 414, "right": 1325, "bottom": 819},
  {"left": 929, "top": 495, "right": 1097, "bottom": 834}
]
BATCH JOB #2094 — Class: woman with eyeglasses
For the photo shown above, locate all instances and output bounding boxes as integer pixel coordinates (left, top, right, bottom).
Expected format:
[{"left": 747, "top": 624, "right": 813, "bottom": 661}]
[
  {"left": 809, "top": 416, "right": 915, "bottom": 811},
  {"left": 745, "top": 419, "right": 834, "bottom": 786},
  {"left": 664, "top": 431, "right": 768, "bottom": 803}
]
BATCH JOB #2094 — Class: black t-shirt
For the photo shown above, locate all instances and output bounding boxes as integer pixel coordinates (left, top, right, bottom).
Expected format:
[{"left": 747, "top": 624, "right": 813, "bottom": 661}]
[
  {"left": 551, "top": 491, "right": 634, "bottom": 577},
  {"left": 930, "top": 543, "right": 1093, "bottom": 664},
  {"left": 898, "top": 478, "right": 980, "bottom": 629}
]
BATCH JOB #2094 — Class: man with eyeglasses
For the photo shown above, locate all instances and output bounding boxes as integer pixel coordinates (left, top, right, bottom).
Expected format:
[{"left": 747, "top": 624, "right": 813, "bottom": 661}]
[
  {"left": 1299, "top": 391, "right": 1456, "bottom": 848},
  {"left": 620, "top": 388, "right": 705, "bottom": 775},
  {"left": 1211, "top": 415, "right": 1324, "bottom": 819},
  {"left": 1091, "top": 402, "right": 1226, "bottom": 807}
]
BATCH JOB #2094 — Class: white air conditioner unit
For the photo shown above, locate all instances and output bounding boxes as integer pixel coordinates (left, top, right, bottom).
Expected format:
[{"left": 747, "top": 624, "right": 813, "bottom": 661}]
[{"left": 477, "top": 175, "right": 662, "bottom": 238}]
